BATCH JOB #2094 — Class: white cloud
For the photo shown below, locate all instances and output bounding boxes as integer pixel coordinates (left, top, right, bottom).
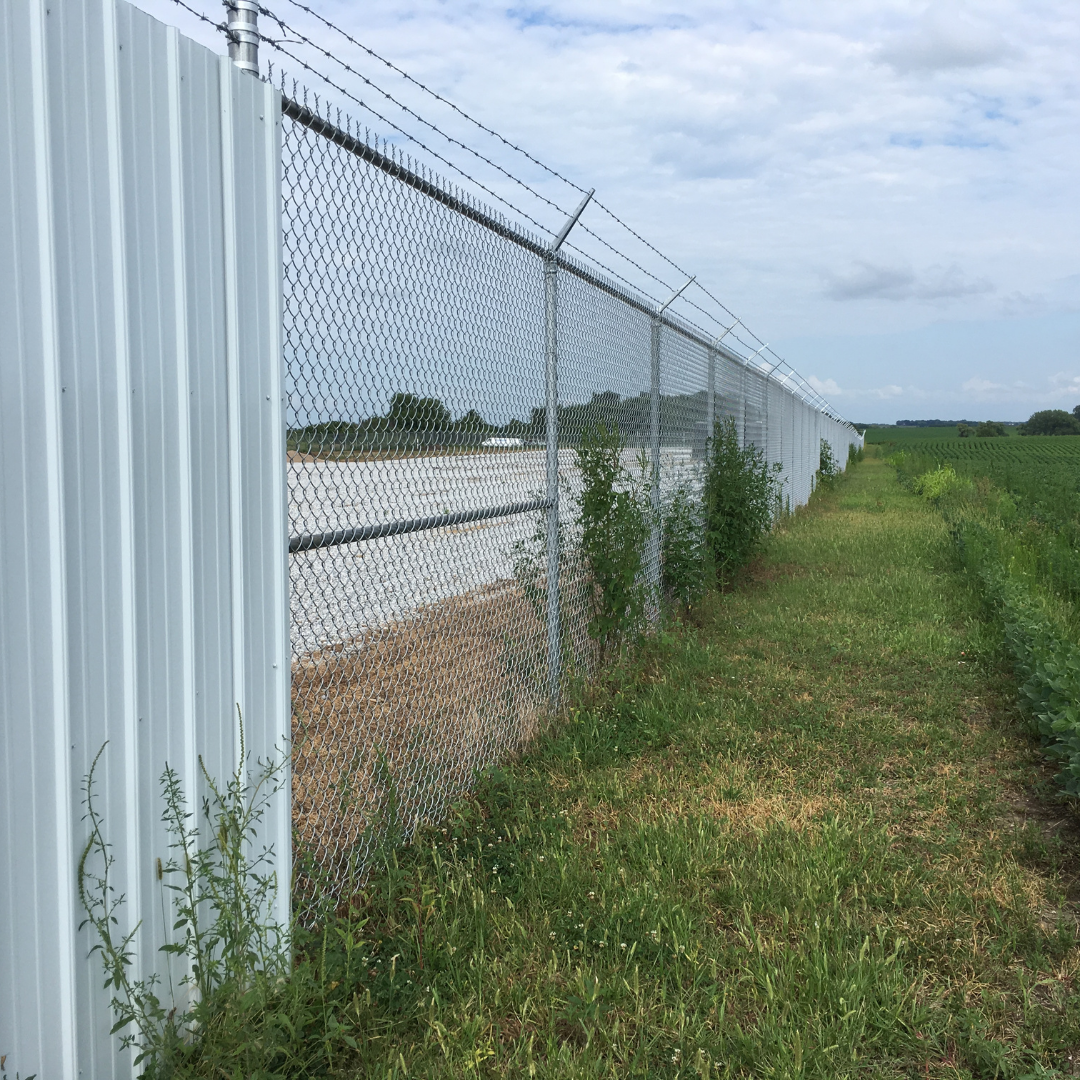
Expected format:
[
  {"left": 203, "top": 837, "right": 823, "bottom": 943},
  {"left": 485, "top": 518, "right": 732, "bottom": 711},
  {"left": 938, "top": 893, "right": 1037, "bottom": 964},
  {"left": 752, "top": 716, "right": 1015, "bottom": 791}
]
[
  {"left": 1048, "top": 372, "right": 1080, "bottom": 400},
  {"left": 808, "top": 376, "right": 843, "bottom": 396},
  {"left": 133, "top": 0, "right": 1080, "bottom": 417},
  {"left": 807, "top": 376, "right": 906, "bottom": 400},
  {"left": 825, "top": 262, "right": 993, "bottom": 303},
  {"left": 877, "top": 12, "right": 1014, "bottom": 74}
]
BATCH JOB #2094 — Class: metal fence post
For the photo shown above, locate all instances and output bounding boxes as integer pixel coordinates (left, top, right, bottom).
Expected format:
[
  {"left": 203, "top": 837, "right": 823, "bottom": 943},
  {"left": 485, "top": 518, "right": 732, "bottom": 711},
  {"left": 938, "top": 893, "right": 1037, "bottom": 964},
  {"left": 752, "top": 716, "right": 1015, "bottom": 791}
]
[
  {"left": 649, "top": 316, "right": 662, "bottom": 596},
  {"left": 708, "top": 319, "right": 738, "bottom": 446},
  {"left": 543, "top": 254, "right": 561, "bottom": 708},
  {"left": 542, "top": 189, "right": 592, "bottom": 711},
  {"left": 706, "top": 345, "right": 715, "bottom": 445},
  {"left": 226, "top": 0, "right": 261, "bottom": 75}
]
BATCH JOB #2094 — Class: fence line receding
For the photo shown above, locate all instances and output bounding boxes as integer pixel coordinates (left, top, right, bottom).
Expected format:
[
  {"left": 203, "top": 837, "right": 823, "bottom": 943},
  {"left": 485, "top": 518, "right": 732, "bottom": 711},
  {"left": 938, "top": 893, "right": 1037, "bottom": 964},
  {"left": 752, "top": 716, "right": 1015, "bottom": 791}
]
[{"left": 281, "top": 88, "right": 863, "bottom": 879}]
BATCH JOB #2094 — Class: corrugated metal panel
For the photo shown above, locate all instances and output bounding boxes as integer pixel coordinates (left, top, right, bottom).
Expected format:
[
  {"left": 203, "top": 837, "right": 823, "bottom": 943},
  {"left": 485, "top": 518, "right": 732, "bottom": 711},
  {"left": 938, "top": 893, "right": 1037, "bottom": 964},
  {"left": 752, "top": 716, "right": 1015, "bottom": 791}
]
[{"left": 0, "top": 1, "right": 287, "bottom": 1076}]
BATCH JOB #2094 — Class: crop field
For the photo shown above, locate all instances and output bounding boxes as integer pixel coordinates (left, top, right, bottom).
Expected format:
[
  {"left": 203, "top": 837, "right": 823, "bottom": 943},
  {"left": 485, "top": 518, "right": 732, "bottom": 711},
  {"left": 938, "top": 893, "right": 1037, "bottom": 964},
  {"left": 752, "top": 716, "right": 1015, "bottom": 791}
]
[{"left": 900, "top": 435, "right": 1080, "bottom": 529}]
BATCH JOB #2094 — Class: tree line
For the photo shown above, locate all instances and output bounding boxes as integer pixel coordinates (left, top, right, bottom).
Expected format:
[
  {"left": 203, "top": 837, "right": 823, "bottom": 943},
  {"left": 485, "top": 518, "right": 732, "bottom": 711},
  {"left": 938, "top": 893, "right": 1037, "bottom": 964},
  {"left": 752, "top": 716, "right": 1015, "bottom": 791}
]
[{"left": 288, "top": 389, "right": 716, "bottom": 456}]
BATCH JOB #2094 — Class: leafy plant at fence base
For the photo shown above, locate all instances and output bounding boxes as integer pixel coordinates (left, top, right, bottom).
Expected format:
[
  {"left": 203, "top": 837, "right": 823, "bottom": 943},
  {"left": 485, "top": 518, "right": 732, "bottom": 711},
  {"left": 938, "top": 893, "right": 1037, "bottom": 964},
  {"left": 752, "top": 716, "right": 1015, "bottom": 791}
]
[
  {"left": 661, "top": 483, "right": 708, "bottom": 610},
  {"left": 78, "top": 718, "right": 359, "bottom": 1078},
  {"left": 702, "top": 418, "right": 782, "bottom": 582},
  {"left": 818, "top": 438, "right": 840, "bottom": 488},
  {"left": 575, "top": 421, "right": 651, "bottom": 650}
]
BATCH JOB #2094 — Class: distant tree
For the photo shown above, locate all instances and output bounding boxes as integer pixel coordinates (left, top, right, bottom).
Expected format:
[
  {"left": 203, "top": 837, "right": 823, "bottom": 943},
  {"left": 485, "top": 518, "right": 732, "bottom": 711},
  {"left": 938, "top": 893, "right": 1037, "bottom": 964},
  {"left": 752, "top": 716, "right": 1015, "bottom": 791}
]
[
  {"left": 1073, "top": 404, "right": 1080, "bottom": 421},
  {"left": 386, "top": 392, "right": 452, "bottom": 432},
  {"left": 957, "top": 423, "right": 973, "bottom": 438},
  {"left": 1020, "top": 409, "right": 1080, "bottom": 436},
  {"left": 455, "top": 408, "right": 491, "bottom": 434},
  {"left": 976, "top": 421, "right": 1007, "bottom": 437}
]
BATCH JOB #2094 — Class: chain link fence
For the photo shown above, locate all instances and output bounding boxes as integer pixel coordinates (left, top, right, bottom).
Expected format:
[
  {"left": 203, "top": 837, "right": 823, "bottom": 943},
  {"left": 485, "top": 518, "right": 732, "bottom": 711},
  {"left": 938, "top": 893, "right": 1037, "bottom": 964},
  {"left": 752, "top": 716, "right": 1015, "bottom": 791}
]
[{"left": 280, "top": 88, "right": 861, "bottom": 883}]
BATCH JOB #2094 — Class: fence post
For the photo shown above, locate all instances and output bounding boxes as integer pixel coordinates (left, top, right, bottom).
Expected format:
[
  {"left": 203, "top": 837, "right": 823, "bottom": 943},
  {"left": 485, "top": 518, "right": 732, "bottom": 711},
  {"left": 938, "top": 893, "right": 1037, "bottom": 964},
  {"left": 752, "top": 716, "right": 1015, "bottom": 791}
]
[
  {"left": 543, "top": 255, "right": 560, "bottom": 709},
  {"left": 649, "top": 316, "right": 662, "bottom": 600},
  {"left": 226, "top": 0, "right": 261, "bottom": 75},
  {"left": 542, "top": 189, "right": 592, "bottom": 711},
  {"left": 707, "top": 319, "right": 738, "bottom": 447}
]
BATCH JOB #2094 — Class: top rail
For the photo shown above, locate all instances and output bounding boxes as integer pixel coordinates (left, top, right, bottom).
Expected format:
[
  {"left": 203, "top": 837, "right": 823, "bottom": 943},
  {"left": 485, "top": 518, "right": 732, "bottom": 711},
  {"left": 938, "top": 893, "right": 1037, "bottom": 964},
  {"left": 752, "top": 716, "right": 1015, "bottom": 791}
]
[{"left": 281, "top": 94, "right": 851, "bottom": 424}]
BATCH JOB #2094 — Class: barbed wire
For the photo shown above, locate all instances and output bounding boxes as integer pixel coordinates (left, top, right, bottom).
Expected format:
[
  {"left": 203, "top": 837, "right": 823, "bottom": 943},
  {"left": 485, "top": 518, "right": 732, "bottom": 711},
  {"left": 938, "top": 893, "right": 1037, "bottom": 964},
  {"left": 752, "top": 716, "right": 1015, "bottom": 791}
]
[
  {"left": 164, "top": 0, "right": 838, "bottom": 408},
  {"left": 268, "top": 0, "right": 773, "bottom": 347},
  {"left": 177, "top": 0, "right": 767, "bottom": 352},
  {"left": 253, "top": 2, "right": 771, "bottom": 347},
  {"left": 252, "top": 7, "right": 712, "bottom": 312},
  {"left": 168, "top": 0, "right": 227, "bottom": 34}
]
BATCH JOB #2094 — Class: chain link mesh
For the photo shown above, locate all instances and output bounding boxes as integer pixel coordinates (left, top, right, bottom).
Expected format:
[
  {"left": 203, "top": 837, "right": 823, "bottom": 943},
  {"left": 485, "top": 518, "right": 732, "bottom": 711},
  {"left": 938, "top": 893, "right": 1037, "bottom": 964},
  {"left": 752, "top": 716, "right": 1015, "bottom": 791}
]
[{"left": 281, "top": 89, "right": 860, "bottom": 886}]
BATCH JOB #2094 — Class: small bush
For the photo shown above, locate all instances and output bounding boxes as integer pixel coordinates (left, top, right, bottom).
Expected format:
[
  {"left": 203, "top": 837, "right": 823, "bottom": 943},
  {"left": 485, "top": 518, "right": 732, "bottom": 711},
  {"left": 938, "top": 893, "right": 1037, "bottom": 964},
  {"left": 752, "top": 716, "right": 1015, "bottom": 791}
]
[
  {"left": 911, "top": 463, "right": 968, "bottom": 502},
  {"left": 661, "top": 483, "right": 707, "bottom": 610},
  {"left": 702, "top": 418, "right": 781, "bottom": 581},
  {"left": 575, "top": 421, "right": 651, "bottom": 650},
  {"left": 818, "top": 438, "right": 840, "bottom": 487}
]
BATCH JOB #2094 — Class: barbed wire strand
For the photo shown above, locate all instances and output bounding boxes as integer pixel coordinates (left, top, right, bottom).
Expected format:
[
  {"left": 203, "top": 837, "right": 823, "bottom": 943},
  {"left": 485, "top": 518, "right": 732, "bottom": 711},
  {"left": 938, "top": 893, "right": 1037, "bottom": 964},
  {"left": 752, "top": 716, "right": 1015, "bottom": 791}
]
[
  {"left": 182, "top": 0, "right": 769, "bottom": 352},
  {"left": 259, "top": 47, "right": 713, "bottom": 318},
  {"left": 264, "top": 0, "right": 769, "bottom": 347},
  {"left": 169, "top": 0, "right": 811, "bottom": 388},
  {"left": 253, "top": 7, "right": 719, "bottom": 315}
]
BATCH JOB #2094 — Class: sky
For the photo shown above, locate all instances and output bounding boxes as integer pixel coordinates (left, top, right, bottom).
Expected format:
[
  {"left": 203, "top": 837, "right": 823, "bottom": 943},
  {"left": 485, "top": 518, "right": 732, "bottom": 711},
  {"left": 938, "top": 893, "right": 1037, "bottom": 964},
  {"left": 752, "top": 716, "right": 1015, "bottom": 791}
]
[{"left": 137, "top": 0, "right": 1080, "bottom": 424}]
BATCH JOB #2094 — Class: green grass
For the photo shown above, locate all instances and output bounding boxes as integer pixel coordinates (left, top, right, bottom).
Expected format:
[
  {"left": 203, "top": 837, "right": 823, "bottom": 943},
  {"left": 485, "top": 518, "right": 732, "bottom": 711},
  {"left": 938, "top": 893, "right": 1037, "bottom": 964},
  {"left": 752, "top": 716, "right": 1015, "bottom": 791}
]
[
  {"left": 323, "top": 454, "right": 1080, "bottom": 1078},
  {"left": 888, "top": 435, "right": 1080, "bottom": 611}
]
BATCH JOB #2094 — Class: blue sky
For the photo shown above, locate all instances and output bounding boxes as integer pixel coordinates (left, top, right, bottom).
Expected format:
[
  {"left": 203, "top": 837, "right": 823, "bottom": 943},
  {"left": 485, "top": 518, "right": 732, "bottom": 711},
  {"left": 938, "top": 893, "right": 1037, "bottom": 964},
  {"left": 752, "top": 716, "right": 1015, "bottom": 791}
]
[{"left": 140, "top": 0, "right": 1079, "bottom": 423}]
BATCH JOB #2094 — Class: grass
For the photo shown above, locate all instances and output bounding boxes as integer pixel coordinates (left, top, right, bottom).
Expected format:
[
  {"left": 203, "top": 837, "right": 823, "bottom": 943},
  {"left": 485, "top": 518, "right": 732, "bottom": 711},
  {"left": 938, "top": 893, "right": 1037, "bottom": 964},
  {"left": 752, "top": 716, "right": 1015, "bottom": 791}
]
[{"left": 319, "top": 451, "right": 1080, "bottom": 1078}]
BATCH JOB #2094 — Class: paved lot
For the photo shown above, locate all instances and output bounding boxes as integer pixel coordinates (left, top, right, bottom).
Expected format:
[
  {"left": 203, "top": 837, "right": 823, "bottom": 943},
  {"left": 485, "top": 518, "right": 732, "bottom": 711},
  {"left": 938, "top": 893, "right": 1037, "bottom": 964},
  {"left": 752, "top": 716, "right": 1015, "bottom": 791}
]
[{"left": 288, "top": 448, "right": 699, "bottom": 656}]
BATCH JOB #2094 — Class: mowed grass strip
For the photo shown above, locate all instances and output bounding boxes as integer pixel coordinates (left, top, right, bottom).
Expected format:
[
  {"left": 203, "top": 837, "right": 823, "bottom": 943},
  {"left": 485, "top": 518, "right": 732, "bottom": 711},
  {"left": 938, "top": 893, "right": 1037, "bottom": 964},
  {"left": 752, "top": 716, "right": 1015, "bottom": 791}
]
[{"left": 338, "top": 454, "right": 1080, "bottom": 1079}]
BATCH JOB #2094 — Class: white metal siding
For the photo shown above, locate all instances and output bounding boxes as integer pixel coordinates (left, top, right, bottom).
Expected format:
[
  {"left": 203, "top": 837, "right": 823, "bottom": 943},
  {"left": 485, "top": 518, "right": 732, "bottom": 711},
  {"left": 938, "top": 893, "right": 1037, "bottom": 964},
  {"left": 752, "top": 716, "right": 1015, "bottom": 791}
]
[{"left": 0, "top": 1, "right": 287, "bottom": 1076}]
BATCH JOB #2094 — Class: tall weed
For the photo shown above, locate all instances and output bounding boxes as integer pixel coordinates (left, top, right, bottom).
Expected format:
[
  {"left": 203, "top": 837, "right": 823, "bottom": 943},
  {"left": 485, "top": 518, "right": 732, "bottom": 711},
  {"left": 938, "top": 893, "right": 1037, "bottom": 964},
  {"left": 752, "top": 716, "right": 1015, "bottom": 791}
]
[
  {"left": 78, "top": 721, "right": 359, "bottom": 1078},
  {"left": 818, "top": 438, "right": 840, "bottom": 487},
  {"left": 661, "top": 482, "right": 708, "bottom": 610},
  {"left": 703, "top": 418, "right": 782, "bottom": 581},
  {"left": 574, "top": 421, "right": 651, "bottom": 651}
]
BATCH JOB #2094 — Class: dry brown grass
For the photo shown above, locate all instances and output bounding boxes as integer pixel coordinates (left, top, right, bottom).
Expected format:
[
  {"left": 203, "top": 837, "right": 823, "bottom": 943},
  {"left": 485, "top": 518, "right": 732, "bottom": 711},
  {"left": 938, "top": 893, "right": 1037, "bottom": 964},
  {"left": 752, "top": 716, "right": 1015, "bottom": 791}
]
[{"left": 291, "top": 583, "right": 549, "bottom": 866}]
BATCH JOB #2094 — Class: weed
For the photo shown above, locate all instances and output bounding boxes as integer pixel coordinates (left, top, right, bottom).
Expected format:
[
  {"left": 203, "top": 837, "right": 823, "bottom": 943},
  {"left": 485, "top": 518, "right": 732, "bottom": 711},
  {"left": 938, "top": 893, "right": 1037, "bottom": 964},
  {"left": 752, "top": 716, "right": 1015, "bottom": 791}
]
[
  {"left": 818, "top": 438, "right": 840, "bottom": 487},
  {"left": 78, "top": 718, "right": 365, "bottom": 1078},
  {"left": 702, "top": 417, "right": 782, "bottom": 582},
  {"left": 661, "top": 482, "right": 708, "bottom": 611},
  {"left": 575, "top": 421, "right": 651, "bottom": 651}
]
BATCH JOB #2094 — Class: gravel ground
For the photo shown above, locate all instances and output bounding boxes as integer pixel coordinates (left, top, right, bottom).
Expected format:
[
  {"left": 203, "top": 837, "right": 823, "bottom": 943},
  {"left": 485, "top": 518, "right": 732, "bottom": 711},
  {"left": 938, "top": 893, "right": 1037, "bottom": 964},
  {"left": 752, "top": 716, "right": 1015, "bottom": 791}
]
[{"left": 288, "top": 447, "right": 699, "bottom": 657}]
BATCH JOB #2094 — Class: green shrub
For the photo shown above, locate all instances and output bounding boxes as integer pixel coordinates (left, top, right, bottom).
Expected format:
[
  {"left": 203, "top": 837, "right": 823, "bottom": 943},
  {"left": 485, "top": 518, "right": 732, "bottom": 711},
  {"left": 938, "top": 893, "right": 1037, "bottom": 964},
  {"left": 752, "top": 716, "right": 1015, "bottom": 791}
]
[
  {"left": 976, "top": 421, "right": 1007, "bottom": 437},
  {"left": 78, "top": 724, "right": 358, "bottom": 1078},
  {"left": 661, "top": 483, "right": 707, "bottom": 610},
  {"left": 818, "top": 438, "right": 840, "bottom": 487},
  {"left": 575, "top": 422, "right": 651, "bottom": 650},
  {"left": 702, "top": 418, "right": 781, "bottom": 581},
  {"left": 911, "top": 463, "right": 968, "bottom": 502}
]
